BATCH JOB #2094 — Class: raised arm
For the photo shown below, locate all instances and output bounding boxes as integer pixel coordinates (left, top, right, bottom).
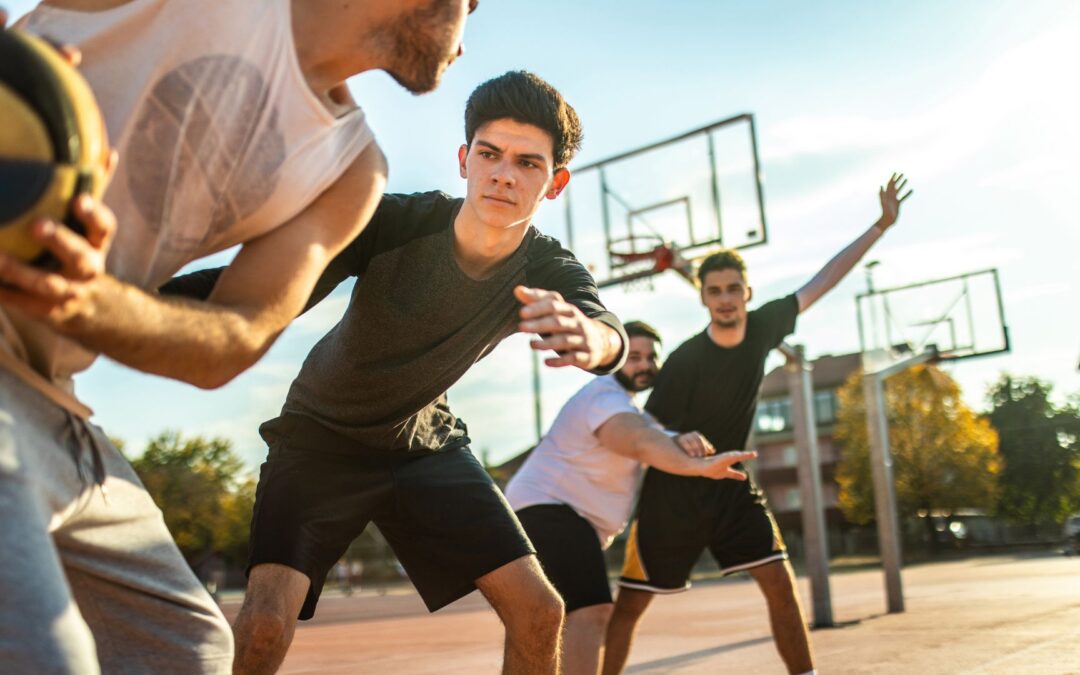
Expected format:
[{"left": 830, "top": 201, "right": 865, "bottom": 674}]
[
  {"left": 795, "top": 173, "right": 912, "bottom": 313},
  {"left": 595, "top": 412, "right": 756, "bottom": 480},
  {"left": 0, "top": 142, "right": 387, "bottom": 389}
]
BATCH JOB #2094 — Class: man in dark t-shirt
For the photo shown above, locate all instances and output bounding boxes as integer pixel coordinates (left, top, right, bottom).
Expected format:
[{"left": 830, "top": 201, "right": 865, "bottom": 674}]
[
  {"left": 603, "top": 175, "right": 913, "bottom": 675},
  {"left": 164, "top": 71, "right": 627, "bottom": 675}
]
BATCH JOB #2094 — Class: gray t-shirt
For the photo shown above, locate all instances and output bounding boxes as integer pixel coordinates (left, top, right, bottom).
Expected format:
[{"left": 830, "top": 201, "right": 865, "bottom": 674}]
[{"left": 163, "top": 191, "right": 626, "bottom": 455}]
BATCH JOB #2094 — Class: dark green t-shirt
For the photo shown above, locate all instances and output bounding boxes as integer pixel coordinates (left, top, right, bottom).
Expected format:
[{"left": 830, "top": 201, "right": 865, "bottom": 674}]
[{"left": 163, "top": 191, "right": 626, "bottom": 455}]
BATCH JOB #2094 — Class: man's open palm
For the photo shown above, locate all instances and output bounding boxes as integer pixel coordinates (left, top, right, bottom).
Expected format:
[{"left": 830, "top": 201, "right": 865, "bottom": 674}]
[{"left": 879, "top": 173, "right": 913, "bottom": 229}]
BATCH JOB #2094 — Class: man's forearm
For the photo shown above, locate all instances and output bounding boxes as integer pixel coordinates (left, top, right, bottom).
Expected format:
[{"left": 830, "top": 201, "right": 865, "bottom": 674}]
[
  {"left": 796, "top": 220, "right": 885, "bottom": 313},
  {"left": 628, "top": 427, "right": 712, "bottom": 477},
  {"left": 65, "top": 275, "right": 285, "bottom": 388}
]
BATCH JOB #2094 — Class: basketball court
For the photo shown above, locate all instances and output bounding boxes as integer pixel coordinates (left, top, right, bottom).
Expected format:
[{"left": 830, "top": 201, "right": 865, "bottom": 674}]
[{"left": 219, "top": 552, "right": 1080, "bottom": 674}]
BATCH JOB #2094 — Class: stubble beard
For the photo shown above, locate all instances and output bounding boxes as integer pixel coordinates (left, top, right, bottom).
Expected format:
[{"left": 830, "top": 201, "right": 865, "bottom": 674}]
[
  {"left": 615, "top": 370, "right": 655, "bottom": 393},
  {"left": 384, "top": 1, "right": 458, "bottom": 94}
]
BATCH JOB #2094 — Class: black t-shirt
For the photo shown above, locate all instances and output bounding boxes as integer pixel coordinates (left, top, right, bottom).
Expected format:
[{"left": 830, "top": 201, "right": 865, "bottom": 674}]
[
  {"left": 645, "top": 295, "right": 799, "bottom": 452},
  {"left": 163, "top": 191, "right": 626, "bottom": 455}
]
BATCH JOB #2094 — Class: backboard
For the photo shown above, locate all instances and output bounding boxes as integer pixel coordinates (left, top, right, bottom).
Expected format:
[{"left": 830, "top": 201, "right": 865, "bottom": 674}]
[
  {"left": 556, "top": 114, "right": 768, "bottom": 289},
  {"left": 855, "top": 268, "right": 1010, "bottom": 362}
]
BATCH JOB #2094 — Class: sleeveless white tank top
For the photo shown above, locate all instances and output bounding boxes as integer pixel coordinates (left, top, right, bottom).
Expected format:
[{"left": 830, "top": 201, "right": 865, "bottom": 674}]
[{"left": 5, "top": 0, "right": 375, "bottom": 412}]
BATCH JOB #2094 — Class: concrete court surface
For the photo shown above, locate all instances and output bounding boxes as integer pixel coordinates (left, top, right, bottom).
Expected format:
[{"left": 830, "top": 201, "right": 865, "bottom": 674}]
[{"left": 222, "top": 551, "right": 1080, "bottom": 674}]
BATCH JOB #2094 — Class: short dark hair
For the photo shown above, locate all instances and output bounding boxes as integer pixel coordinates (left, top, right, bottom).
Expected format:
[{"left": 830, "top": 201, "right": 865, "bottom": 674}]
[
  {"left": 624, "top": 320, "right": 662, "bottom": 344},
  {"left": 697, "top": 248, "right": 748, "bottom": 286},
  {"left": 464, "top": 70, "right": 583, "bottom": 170}
]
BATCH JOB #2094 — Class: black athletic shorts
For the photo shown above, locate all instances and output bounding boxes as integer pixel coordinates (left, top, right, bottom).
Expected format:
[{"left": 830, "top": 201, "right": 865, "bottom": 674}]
[
  {"left": 618, "top": 468, "right": 787, "bottom": 593},
  {"left": 516, "top": 504, "right": 612, "bottom": 612},
  {"left": 249, "top": 429, "right": 534, "bottom": 620}
]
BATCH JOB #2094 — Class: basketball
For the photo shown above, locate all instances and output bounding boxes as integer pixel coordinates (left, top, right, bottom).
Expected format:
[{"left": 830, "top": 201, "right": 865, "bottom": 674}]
[{"left": 0, "top": 28, "right": 110, "bottom": 264}]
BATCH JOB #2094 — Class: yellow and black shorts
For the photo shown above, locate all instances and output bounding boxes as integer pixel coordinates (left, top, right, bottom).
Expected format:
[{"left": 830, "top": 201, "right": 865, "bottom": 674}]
[{"left": 619, "top": 467, "right": 787, "bottom": 593}]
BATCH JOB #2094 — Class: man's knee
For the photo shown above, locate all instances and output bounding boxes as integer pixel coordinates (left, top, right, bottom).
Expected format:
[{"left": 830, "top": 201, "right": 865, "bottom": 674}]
[
  {"left": 479, "top": 555, "right": 565, "bottom": 635},
  {"left": 512, "top": 582, "right": 565, "bottom": 634},
  {"left": 236, "top": 607, "right": 290, "bottom": 653},
  {"left": 235, "top": 564, "right": 308, "bottom": 655}
]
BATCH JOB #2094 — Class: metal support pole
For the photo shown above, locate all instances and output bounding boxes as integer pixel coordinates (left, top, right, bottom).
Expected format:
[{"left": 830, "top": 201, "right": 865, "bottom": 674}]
[
  {"left": 860, "top": 347, "right": 934, "bottom": 614},
  {"left": 779, "top": 343, "right": 834, "bottom": 627},
  {"left": 532, "top": 350, "right": 543, "bottom": 442},
  {"left": 862, "top": 370, "right": 905, "bottom": 613}
]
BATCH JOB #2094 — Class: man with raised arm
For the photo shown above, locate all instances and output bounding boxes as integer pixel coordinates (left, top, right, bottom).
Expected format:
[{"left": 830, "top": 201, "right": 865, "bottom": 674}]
[
  {"left": 505, "top": 320, "right": 757, "bottom": 675},
  {"left": 603, "top": 175, "right": 912, "bottom": 675},
  {"left": 164, "top": 71, "right": 627, "bottom": 675},
  {"left": 1, "top": 1, "right": 476, "bottom": 672}
]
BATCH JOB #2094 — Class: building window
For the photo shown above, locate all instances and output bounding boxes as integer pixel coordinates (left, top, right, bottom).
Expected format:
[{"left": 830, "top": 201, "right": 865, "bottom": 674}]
[
  {"left": 784, "top": 487, "right": 802, "bottom": 511},
  {"left": 814, "top": 390, "right": 838, "bottom": 425},
  {"left": 756, "top": 398, "right": 792, "bottom": 433},
  {"left": 783, "top": 445, "right": 798, "bottom": 467}
]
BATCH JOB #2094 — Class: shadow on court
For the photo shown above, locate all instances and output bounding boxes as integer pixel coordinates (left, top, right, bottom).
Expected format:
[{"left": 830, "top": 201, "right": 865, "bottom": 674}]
[{"left": 625, "top": 635, "right": 774, "bottom": 672}]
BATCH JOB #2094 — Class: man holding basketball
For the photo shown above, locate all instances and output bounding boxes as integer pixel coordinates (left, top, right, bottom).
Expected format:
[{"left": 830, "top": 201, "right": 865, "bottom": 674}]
[{"left": 0, "top": 1, "right": 477, "bottom": 672}]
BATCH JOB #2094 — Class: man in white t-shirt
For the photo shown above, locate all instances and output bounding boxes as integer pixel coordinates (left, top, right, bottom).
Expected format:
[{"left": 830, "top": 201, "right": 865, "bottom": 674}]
[{"left": 506, "top": 321, "right": 756, "bottom": 675}]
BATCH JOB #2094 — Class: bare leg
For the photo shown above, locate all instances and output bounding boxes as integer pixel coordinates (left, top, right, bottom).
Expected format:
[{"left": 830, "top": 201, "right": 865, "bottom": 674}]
[
  {"left": 563, "top": 603, "right": 614, "bottom": 675},
  {"left": 232, "top": 564, "right": 310, "bottom": 675},
  {"left": 748, "top": 560, "right": 814, "bottom": 674},
  {"left": 476, "top": 555, "right": 564, "bottom": 675},
  {"left": 602, "top": 587, "right": 654, "bottom": 675}
]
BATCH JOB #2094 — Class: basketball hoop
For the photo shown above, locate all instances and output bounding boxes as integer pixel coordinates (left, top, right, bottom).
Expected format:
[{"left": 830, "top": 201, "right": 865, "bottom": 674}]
[{"left": 606, "top": 234, "right": 686, "bottom": 293}]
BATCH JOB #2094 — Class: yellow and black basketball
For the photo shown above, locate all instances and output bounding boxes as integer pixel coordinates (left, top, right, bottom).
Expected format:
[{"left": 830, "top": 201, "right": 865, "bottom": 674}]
[{"left": 0, "top": 28, "right": 110, "bottom": 265}]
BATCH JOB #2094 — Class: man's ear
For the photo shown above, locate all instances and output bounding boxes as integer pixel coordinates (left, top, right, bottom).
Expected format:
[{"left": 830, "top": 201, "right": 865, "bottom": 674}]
[
  {"left": 458, "top": 144, "right": 469, "bottom": 178},
  {"left": 546, "top": 168, "right": 571, "bottom": 200},
  {"left": 745, "top": 285, "right": 754, "bottom": 303}
]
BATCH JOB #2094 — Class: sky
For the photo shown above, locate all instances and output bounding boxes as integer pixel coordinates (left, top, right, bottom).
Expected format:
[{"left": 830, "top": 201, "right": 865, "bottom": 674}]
[{"left": 9, "top": 0, "right": 1079, "bottom": 469}]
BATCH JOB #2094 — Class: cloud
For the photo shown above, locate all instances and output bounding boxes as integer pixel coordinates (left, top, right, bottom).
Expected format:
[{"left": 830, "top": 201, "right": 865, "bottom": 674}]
[
  {"left": 759, "top": 18, "right": 1080, "bottom": 227},
  {"left": 1004, "top": 281, "right": 1072, "bottom": 304}
]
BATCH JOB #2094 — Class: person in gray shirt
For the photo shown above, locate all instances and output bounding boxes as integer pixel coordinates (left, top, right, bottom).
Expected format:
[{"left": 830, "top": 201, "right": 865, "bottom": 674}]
[{"left": 164, "top": 70, "right": 627, "bottom": 675}]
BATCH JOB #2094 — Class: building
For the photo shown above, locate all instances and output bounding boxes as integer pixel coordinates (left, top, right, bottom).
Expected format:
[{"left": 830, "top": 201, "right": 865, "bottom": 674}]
[{"left": 751, "top": 351, "right": 862, "bottom": 533}]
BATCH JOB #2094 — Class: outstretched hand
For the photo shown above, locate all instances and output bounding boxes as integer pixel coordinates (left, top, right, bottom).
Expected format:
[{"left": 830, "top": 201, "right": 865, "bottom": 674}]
[
  {"left": 878, "top": 173, "right": 913, "bottom": 230},
  {"left": 698, "top": 450, "right": 757, "bottom": 481},
  {"left": 515, "top": 285, "right": 619, "bottom": 371}
]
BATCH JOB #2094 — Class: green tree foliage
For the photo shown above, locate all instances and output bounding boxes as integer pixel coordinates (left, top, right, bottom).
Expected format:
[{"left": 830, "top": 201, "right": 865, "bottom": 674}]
[
  {"left": 129, "top": 431, "right": 255, "bottom": 566},
  {"left": 986, "top": 375, "right": 1080, "bottom": 526},
  {"left": 835, "top": 365, "right": 1000, "bottom": 526}
]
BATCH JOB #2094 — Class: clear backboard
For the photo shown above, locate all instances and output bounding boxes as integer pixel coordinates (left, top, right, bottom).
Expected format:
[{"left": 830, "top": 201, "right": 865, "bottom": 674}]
[
  {"left": 557, "top": 113, "right": 768, "bottom": 289},
  {"left": 855, "top": 268, "right": 1010, "bottom": 362}
]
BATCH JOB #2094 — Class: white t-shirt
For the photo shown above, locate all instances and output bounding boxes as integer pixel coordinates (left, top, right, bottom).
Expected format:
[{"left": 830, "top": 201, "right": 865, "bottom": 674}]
[
  {"left": 506, "top": 374, "right": 661, "bottom": 549},
  {"left": 8, "top": 0, "right": 374, "bottom": 407}
]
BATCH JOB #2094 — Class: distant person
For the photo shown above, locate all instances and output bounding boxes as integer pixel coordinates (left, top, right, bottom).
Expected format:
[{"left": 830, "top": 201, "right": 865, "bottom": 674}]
[
  {"left": 164, "top": 71, "right": 626, "bottom": 675},
  {"left": 333, "top": 560, "right": 353, "bottom": 596},
  {"left": 603, "top": 175, "right": 912, "bottom": 675},
  {"left": 505, "top": 320, "right": 755, "bottom": 675},
  {"left": 3, "top": 1, "right": 476, "bottom": 672}
]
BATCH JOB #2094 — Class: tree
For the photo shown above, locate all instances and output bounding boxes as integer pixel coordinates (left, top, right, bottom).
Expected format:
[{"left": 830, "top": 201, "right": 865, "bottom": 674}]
[
  {"left": 835, "top": 365, "right": 1000, "bottom": 546},
  {"left": 129, "top": 431, "right": 255, "bottom": 567},
  {"left": 986, "top": 375, "right": 1080, "bottom": 528}
]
